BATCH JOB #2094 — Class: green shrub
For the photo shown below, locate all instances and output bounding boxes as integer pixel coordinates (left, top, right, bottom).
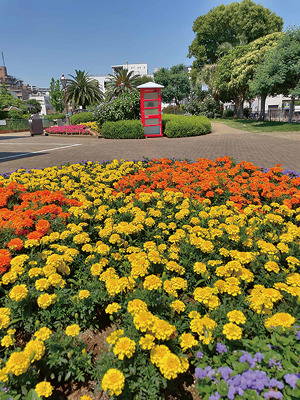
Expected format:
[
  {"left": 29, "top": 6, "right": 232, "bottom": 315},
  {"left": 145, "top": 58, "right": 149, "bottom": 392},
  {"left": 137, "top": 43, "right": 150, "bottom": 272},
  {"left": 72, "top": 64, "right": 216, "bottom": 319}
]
[
  {"left": 44, "top": 113, "right": 66, "bottom": 121},
  {"left": 162, "top": 115, "right": 211, "bottom": 138},
  {"left": 70, "top": 112, "right": 95, "bottom": 125},
  {"left": 0, "top": 110, "right": 8, "bottom": 119},
  {"left": 162, "top": 104, "right": 184, "bottom": 114},
  {"left": 187, "top": 95, "right": 222, "bottom": 118},
  {"left": 223, "top": 108, "right": 234, "bottom": 118},
  {"left": 94, "top": 92, "right": 140, "bottom": 127},
  {"left": 101, "top": 120, "right": 144, "bottom": 139}
]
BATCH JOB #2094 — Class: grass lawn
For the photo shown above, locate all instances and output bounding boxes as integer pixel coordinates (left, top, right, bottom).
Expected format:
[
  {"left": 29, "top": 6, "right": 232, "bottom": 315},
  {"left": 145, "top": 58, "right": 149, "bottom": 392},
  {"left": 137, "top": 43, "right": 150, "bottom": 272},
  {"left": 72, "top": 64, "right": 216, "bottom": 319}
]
[{"left": 214, "top": 118, "right": 300, "bottom": 132}]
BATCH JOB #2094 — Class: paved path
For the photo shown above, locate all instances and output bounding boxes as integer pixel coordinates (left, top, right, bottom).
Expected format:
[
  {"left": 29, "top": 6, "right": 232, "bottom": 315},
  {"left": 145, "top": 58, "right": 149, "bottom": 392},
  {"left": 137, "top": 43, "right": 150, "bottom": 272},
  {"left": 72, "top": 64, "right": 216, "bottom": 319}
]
[{"left": 0, "top": 122, "right": 299, "bottom": 174}]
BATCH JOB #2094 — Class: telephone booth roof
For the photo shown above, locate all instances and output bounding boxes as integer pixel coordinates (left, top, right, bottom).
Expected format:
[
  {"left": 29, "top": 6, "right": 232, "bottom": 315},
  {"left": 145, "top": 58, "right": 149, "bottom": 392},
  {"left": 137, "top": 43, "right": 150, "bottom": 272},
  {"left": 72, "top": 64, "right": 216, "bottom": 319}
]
[{"left": 137, "top": 82, "right": 164, "bottom": 89}]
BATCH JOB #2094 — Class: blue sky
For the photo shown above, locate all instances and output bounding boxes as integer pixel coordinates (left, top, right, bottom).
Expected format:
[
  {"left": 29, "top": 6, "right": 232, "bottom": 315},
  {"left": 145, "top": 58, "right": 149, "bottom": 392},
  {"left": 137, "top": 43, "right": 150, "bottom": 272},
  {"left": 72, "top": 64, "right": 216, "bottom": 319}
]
[{"left": 1, "top": 0, "right": 299, "bottom": 87}]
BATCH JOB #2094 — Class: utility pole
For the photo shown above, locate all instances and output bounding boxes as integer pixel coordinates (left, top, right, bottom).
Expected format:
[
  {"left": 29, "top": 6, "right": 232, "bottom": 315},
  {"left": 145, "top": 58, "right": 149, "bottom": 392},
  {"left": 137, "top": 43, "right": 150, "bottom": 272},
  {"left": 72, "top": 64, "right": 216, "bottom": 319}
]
[{"left": 1, "top": 52, "right": 5, "bottom": 66}]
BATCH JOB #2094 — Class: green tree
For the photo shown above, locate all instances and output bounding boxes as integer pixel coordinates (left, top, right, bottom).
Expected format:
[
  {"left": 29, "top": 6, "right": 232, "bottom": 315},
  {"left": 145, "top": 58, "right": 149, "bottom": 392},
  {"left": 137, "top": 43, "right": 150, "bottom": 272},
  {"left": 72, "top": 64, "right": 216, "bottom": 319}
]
[
  {"left": 0, "top": 83, "right": 28, "bottom": 116},
  {"left": 188, "top": 0, "right": 283, "bottom": 72},
  {"left": 134, "top": 75, "right": 154, "bottom": 87},
  {"left": 26, "top": 99, "right": 42, "bottom": 114},
  {"left": 214, "top": 32, "right": 282, "bottom": 117},
  {"left": 66, "top": 70, "right": 104, "bottom": 109},
  {"left": 49, "top": 78, "right": 64, "bottom": 113},
  {"left": 106, "top": 69, "right": 138, "bottom": 99},
  {"left": 250, "top": 27, "right": 300, "bottom": 123},
  {"left": 153, "top": 64, "right": 191, "bottom": 105}
]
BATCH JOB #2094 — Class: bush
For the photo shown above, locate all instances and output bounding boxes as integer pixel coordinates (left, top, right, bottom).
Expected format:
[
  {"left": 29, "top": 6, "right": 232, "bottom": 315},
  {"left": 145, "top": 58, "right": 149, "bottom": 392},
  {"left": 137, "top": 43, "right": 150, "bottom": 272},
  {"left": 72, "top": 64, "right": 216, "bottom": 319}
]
[
  {"left": 94, "top": 91, "right": 140, "bottom": 127},
  {"left": 162, "top": 104, "right": 183, "bottom": 114},
  {"left": 162, "top": 114, "right": 211, "bottom": 138},
  {"left": 223, "top": 108, "right": 234, "bottom": 118},
  {"left": 187, "top": 95, "right": 222, "bottom": 118},
  {"left": 0, "top": 110, "right": 8, "bottom": 119},
  {"left": 101, "top": 120, "right": 144, "bottom": 139},
  {"left": 44, "top": 113, "right": 66, "bottom": 121},
  {"left": 70, "top": 112, "right": 96, "bottom": 125}
]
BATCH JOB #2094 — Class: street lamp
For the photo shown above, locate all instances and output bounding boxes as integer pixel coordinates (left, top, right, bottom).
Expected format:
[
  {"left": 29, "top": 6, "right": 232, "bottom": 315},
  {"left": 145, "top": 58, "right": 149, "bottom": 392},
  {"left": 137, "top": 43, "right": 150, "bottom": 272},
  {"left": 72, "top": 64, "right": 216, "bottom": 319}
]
[{"left": 60, "top": 73, "right": 70, "bottom": 126}]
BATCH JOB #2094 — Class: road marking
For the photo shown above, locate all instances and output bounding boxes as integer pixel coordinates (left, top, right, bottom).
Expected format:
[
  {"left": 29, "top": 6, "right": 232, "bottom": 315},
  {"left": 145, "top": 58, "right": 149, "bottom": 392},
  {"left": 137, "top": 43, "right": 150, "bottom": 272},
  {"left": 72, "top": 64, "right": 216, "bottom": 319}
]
[
  {"left": 0, "top": 143, "right": 81, "bottom": 145},
  {"left": 0, "top": 144, "right": 82, "bottom": 161}
]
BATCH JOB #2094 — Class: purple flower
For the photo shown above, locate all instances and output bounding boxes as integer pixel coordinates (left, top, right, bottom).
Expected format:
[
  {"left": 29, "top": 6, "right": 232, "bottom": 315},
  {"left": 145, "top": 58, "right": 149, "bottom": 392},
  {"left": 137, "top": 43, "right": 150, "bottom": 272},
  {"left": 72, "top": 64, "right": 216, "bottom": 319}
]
[
  {"left": 196, "top": 351, "right": 203, "bottom": 359},
  {"left": 284, "top": 373, "right": 299, "bottom": 389},
  {"left": 209, "top": 392, "right": 221, "bottom": 400},
  {"left": 239, "top": 351, "right": 256, "bottom": 368},
  {"left": 269, "top": 379, "right": 284, "bottom": 390},
  {"left": 195, "top": 367, "right": 206, "bottom": 380},
  {"left": 268, "top": 359, "right": 282, "bottom": 369},
  {"left": 216, "top": 343, "right": 227, "bottom": 354},
  {"left": 254, "top": 352, "right": 264, "bottom": 362},
  {"left": 264, "top": 390, "right": 283, "bottom": 399},
  {"left": 218, "top": 366, "right": 232, "bottom": 381},
  {"left": 227, "top": 385, "right": 236, "bottom": 400},
  {"left": 296, "top": 331, "right": 300, "bottom": 340}
]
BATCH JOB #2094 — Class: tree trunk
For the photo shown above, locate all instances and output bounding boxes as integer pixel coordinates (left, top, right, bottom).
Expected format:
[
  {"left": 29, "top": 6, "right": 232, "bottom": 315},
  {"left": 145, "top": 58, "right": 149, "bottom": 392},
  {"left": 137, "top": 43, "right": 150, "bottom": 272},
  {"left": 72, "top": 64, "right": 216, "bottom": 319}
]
[
  {"left": 288, "top": 96, "right": 294, "bottom": 124},
  {"left": 235, "top": 96, "right": 244, "bottom": 118},
  {"left": 259, "top": 95, "right": 266, "bottom": 121}
]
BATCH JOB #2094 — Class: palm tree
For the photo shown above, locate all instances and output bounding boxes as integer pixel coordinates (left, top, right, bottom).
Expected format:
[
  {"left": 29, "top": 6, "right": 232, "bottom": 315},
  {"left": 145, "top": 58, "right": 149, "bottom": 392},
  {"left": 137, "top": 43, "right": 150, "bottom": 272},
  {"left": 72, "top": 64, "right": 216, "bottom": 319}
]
[
  {"left": 66, "top": 70, "right": 103, "bottom": 109},
  {"left": 106, "top": 69, "right": 138, "bottom": 99}
]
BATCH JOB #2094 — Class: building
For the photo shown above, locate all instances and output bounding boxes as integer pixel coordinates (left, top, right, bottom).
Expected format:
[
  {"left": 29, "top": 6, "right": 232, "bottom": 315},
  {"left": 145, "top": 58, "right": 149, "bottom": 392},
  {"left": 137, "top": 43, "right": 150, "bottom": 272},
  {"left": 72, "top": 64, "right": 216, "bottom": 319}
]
[
  {"left": 28, "top": 94, "right": 54, "bottom": 115},
  {"left": 0, "top": 66, "right": 30, "bottom": 100}
]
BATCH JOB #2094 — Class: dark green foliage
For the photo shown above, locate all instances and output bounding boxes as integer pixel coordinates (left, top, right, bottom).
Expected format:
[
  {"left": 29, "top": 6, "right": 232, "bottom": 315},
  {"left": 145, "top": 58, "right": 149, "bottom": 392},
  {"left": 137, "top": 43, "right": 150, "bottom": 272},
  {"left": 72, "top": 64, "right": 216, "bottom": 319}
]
[
  {"left": 101, "top": 120, "right": 144, "bottom": 139},
  {"left": 106, "top": 69, "right": 138, "bottom": 99},
  {"left": 154, "top": 64, "right": 191, "bottom": 105},
  {"left": 162, "top": 115, "right": 211, "bottom": 138},
  {"left": 26, "top": 99, "right": 42, "bottom": 114},
  {"left": 66, "top": 70, "right": 104, "bottom": 108},
  {"left": 93, "top": 91, "right": 140, "bottom": 127},
  {"left": 43, "top": 113, "right": 66, "bottom": 121},
  {"left": 0, "top": 83, "right": 28, "bottom": 117},
  {"left": 223, "top": 109, "right": 234, "bottom": 118},
  {"left": 49, "top": 78, "right": 65, "bottom": 113},
  {"left": 187, "top": 95, "right": 222, "bottom": 118},
  {"left": 188, "top": 0, "right": 283, "bottom": 70},
  {"left": 0, "top": 109, "right": 8, "bottom": 119},
  {"left": 162, "top": 105, "right": 184, "bottom": 115},
  {"left": 70, "top": 112, "right": 95, "bottom": 125}
]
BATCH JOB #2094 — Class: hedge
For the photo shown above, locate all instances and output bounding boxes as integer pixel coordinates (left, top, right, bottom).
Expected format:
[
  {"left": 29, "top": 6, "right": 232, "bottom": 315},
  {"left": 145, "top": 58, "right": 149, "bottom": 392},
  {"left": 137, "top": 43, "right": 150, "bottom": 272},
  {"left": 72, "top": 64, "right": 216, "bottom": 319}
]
[
  {"left": 70, "top": 112, "right": 95, "bottom": 125},
  {"left": 101, "top": 120, "right": 144, "bottom": 139},
  {"left": 43, "top": 113, "right": 66, "bottom": 121},
  {"left": 162, "top": 114, "right": 211, "bottom": 138}
]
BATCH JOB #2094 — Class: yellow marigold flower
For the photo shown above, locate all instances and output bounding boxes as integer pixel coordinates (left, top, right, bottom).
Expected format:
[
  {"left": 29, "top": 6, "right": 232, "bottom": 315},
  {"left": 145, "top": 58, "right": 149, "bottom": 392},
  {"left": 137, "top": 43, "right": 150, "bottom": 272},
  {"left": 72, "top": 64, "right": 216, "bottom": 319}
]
[
  {"left": 170, "top": 300, "right": 185, "bottom": 313},
  {"left": 190, "top": 316, "right": 217, "bottom": 336},
  {"left": 48, "top": 273, "right": 66, "bottom": 288},
  {"left": 106, "top": 329, "right": 124, "bottom": 346},
  {"left": 24, "top": 339, "right": 45, "bottom": 362},
  {"left": 113, "top": 337, "right": 136, "bottom": 360},
  {"left": 1, "top": 334, "right": 15, "bottom": 347},
  {"left": 105, "top": 302, "right": 121, "bottom": 314},
  {"left": 34, "top": 327, "right": 52, "bottom": 341},
  {"left": 179, "top": 333, "right": 198, "bottom": 351},
  {"left": 65, "top": 324, "right": 80, "bottom": 337},
  {"left": 264, "top": 261, "right": 280, "bottom": 273},
  {"left": 127, "top": 299, "right": 148, "bottom": 315},
  {"left": 227, "top": 310, "right": 246, "bottom": 325},
  {"left": 133, "top": 310, "right": 154, "bottom": 332},
  {"left": 37, "top": 293, "right": 56, "bottom": 309},
  {"left": 193, "top": 262, "right": 208, "bottom": 274},
  {"left": 1, "top": 271, "right": 18, "bottom": 285},
  {"left": 0, "top": 307, "right": 10, "bottom": 315},
  {"left": 90, "top": 263, "right": 103, "bottom": 276},
  {"left": 34, "top": 381, "right": 53, "bottom": 398},
  {"left": 139, "top": 334, "right": 155, "bottom": 350},
  {"left": 6, "top": 352, "right": 30, "bottom": 375},
  {"left": 159, "top": 352, "right": 182, "bottom": 380},
  {"left": 150, "top": 345, "right": 171, "bottom": 366},
  {"left": 264, "top": 313, "right": 295, "bottom": 330},
  {"left": 0, "top": 367, "right": 8, "bottom": 382},
  {"left": 143, "top": 275, "right": 162, "bottom": 291},
  {"left": 188, "top": 310, "right": 201, "bottom": 319},
  {"left": 0, "top": 314, "right": 10, "bottom": 330},
  {"left": 78, "top": 290, "right": 90, "bottom": 299},
  {"left": 43, "top": 265, "right": 56, "bottom": 277},
  {"left": 35, "top": 278, "right": 50, "bottom": 291},
  {"left": 223, "top": 323, "right": 242, "bottom": 340},
  {"left": 28, "top": 267, "right": 44, "bottom": 278},
  {"left": 101, "top": 368, "right": 125, "bottom": 397},
  {"left": 286, "top": 273, "right": 300, "bottom": 287},
  {"left": 152, "top": 317, "right": 176, "bottom": 340},
  {"left": 286, "top": 256, "right": 300, "bottom": 266},
  {"left": 80, "top": 396, "right": 93, "bottom": 400},
  {"left": 166, "top": 261, "right": 185, "bottom": 275},
  {"left": 9, "top": 284, "right": 28, "bottom": 302}
]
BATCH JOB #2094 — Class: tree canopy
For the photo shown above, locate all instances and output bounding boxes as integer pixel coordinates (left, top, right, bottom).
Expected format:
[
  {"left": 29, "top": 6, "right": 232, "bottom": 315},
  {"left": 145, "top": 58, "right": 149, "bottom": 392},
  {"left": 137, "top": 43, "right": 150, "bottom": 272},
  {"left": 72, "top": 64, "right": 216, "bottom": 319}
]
[
  {"left": 66, "top": 70, "right": 104, "bottom": 109},
  {"left": 106, "top": 69, "right": 138, "bottom": 99},
  {"left": 188, "top": 0, "right": 283, "bottom": 72},
  {"left": 0, "top": 84, "right": 28, "bottom": 118},
  {"left": 250, "top": 27, "right": 300, "bottom": 122},
  {"left": 213, "top": 32, "right": 282, "bottom": 117},
  {"left": 153, "top": 64, "right": 191, "bottom": 105},
  {"left": 49, "top": 78, "right": 64, "bottom": 113}
]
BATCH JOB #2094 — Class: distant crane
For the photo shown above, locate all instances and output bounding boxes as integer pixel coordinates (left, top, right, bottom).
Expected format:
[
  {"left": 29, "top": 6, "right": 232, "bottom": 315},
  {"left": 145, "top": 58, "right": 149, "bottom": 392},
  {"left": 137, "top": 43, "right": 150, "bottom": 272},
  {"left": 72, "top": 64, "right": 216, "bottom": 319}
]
[{"left": 1, "top": 52, "right": 5, "bottom": 67}]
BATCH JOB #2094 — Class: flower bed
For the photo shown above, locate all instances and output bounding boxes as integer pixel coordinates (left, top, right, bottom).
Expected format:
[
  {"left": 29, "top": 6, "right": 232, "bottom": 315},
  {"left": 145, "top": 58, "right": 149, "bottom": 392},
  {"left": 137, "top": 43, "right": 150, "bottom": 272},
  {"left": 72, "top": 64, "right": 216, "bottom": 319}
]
[
  {"left": 44, "top": 124, "right": 93, "bottom": 135},
  {"left": 0, "top": 157, "right": 299, "bottom": 400}
]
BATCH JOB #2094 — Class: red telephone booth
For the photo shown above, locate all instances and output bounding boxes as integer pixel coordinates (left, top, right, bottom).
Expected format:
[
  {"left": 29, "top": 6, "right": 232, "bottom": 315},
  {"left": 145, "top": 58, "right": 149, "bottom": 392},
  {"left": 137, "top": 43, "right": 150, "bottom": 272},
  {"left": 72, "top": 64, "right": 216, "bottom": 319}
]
[{"left": 137, "top": 82, "right": 164, "bottom": 137}]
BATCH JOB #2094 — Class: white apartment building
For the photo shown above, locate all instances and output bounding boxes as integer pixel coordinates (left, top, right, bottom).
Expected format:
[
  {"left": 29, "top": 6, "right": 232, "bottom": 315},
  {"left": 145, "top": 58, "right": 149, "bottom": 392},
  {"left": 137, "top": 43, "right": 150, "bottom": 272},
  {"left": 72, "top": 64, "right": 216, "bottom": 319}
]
[{"left": 29, "top": 94, "right": 54, "bottom": 115}]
